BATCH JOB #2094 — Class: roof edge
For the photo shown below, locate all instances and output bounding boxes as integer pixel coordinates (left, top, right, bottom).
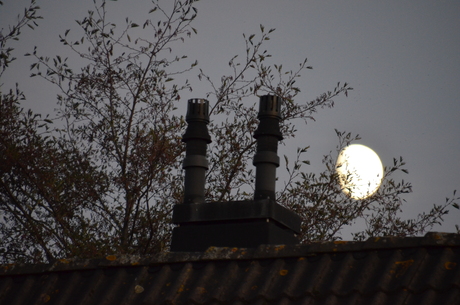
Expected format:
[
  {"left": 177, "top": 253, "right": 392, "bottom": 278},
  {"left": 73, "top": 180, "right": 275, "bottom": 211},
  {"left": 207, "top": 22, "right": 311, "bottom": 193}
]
[{"left": 2, "top": 232, "right": 459, "bottom": 276}]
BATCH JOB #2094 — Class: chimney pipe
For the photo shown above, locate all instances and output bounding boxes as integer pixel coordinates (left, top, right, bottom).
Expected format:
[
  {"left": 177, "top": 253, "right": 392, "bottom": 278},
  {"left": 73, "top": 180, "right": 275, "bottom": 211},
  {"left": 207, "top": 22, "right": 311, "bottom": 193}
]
[
  {"left": 182, "top": 99, "right": 211, "bottom": 204},
  {"left": 253, "top": 95, "right": 283, "bottom": 201}
]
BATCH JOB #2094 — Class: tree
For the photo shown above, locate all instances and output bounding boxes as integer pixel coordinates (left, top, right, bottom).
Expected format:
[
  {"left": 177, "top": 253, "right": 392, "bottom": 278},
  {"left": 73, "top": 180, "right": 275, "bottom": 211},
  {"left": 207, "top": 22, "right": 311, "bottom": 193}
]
[
  {"left": 0, "top": 0, "right": 41, "bottom": 78},
  {"left": 1, "top": 0, "right": 458, "bottom": 263}
]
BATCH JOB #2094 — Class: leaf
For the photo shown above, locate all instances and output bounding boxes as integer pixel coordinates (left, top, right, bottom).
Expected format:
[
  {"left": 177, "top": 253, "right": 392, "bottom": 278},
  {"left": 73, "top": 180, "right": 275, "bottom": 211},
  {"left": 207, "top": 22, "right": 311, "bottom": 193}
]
[{"left": 131, "top": 23, "right": 139, "bottom": 28}]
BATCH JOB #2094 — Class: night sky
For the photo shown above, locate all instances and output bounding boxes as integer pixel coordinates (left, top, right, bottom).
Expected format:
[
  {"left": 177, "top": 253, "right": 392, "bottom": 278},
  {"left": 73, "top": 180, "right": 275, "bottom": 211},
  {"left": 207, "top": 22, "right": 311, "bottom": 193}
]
[{"left": 1, "top": 0, "right": 459, "bottom": 237}]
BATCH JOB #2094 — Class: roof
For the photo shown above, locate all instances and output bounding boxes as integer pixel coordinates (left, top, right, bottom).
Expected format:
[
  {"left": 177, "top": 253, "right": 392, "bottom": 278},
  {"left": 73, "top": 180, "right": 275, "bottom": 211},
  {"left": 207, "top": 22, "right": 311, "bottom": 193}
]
[{"left": 1, "top": 232, "right": 459, "bottom": 305}]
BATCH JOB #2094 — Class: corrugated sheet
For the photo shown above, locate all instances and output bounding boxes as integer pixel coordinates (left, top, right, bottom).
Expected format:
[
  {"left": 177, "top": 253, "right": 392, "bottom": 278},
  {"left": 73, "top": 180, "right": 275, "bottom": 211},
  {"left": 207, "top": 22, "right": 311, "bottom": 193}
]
[{"left": 1, "top": 232, "right": 460, "bottom": 305}]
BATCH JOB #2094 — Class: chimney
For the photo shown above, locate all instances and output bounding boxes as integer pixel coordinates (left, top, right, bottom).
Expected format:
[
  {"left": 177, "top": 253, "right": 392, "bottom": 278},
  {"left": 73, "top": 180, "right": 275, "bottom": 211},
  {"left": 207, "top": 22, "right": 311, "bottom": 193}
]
[
  {"left": 170, "top": 95, "right": 301, "bottom": 252},
  {"left": 182, "top": 99, "right": 211, "bottom": 204},
  {"left": 253, "top": 95, "right": 283, "bottom": 201}
]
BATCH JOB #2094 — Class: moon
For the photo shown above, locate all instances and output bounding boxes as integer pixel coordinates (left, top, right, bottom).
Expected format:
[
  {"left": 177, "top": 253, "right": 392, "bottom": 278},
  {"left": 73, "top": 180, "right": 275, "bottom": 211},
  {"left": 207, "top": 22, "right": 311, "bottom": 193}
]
[{"left": 336, "top": 144, "right": 384, "bottom": 199}]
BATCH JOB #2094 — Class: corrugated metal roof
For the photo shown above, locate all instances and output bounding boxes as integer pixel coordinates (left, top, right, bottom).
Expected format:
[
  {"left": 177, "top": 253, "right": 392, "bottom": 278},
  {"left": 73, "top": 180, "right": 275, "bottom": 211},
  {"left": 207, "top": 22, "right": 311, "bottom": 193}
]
[{"left": 1, "top": 232, "right": 460, "bottom": 305}]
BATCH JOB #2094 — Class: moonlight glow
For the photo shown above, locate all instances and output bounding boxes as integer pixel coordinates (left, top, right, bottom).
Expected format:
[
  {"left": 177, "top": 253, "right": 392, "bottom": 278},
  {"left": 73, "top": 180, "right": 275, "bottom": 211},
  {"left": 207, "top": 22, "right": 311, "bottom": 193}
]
[{"left": 336, "top": 144, "right": 383, "bottom": 199}]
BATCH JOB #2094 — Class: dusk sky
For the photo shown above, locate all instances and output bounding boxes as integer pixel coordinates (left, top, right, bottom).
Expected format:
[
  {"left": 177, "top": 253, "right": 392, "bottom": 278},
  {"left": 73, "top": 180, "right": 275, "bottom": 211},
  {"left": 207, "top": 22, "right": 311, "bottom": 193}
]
[{"left": 1, "top": 0, "right": 459, "bottom": 237}]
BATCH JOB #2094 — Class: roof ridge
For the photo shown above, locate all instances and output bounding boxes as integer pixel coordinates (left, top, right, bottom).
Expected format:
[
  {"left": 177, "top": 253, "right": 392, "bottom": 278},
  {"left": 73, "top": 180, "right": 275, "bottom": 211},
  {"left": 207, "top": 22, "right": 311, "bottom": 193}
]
[{"left": 1, "top": 232, "right": 459, "bottom": 276}]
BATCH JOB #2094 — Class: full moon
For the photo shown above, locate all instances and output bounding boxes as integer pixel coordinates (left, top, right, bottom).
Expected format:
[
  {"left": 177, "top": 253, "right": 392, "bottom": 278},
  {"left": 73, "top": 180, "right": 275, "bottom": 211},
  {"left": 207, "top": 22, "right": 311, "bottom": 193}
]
[{"left": 336, "top": 144, "right": 384, "bottom": 199}]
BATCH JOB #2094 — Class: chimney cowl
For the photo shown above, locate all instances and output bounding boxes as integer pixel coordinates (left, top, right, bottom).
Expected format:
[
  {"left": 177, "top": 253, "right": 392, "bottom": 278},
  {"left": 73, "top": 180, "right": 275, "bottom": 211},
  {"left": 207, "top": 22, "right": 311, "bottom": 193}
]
[
  {"left": 254, "top": 96, "right": 283, "bottom": 141},
  {"left": 258, "top": 95, "right": 282, "bottom": 119},
  {"left": 185, "top": 98, "right": 210, "bottom": 123}
]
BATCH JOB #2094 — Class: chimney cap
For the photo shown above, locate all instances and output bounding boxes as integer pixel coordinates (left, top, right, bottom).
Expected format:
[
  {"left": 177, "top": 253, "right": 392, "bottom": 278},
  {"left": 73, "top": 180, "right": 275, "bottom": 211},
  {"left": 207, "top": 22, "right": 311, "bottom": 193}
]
[
  {"left": 186, "top": 99, "right": 210, "bottom": 123},
  {"left": 258, "top": 95, "right": 282, "bottom": 120}
]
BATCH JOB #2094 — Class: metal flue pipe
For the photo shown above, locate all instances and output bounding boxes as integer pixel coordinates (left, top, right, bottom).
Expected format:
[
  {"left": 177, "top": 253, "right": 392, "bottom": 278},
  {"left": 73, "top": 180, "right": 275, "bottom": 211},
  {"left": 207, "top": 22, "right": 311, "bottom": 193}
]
[
  {"left": 182, "top": 99, "right": 211, "bottom": 204},
  {"left": 253, "top": 95, "right": 283, "bottom": 201}
]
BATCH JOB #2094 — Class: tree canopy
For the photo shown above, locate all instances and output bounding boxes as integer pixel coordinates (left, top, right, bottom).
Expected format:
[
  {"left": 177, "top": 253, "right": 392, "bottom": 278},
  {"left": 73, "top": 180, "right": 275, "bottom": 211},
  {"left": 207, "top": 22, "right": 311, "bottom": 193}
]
[{"left": 1, "top": 0, "right": 458, "bottom": 263}]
